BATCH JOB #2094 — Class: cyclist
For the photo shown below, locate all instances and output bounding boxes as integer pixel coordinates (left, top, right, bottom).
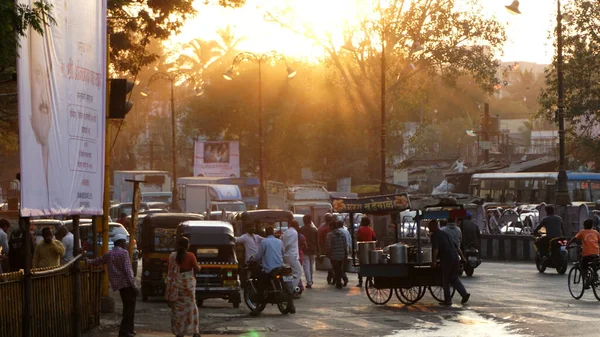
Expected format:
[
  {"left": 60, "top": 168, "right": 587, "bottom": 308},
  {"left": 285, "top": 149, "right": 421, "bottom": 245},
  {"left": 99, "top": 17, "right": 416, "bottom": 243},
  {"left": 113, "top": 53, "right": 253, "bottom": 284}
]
[{"left": 567, "top": 219, "right": 600, "bottom": 280}]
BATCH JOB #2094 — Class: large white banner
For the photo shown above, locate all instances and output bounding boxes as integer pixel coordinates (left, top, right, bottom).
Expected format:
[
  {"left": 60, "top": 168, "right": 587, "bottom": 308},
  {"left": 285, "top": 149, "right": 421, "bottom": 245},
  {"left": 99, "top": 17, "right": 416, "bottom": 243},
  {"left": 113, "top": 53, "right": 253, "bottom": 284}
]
[
  {"left": 17, "top": 0, "right": 106, "bottom": 216},
  {"left": 194, "top": 141, "right": 241, "bottom": 177}
]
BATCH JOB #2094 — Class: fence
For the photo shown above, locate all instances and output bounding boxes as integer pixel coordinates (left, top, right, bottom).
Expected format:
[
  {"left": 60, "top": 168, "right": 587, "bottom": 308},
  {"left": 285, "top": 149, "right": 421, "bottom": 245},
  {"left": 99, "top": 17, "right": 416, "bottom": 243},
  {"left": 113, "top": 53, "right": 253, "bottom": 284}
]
[{"left": 0, "top": 257, "right": 104, "bottom": 337}]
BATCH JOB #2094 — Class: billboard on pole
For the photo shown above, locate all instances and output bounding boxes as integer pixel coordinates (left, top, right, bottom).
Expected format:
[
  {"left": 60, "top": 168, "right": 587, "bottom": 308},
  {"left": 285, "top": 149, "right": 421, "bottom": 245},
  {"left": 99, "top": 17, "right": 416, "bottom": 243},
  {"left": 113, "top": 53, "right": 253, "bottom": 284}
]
[
  {"left": 17, "top": 0, "right": 107, "bottom": 216},
  {"left": 194, "top": 141, "right": 240, "bottom": 177}
]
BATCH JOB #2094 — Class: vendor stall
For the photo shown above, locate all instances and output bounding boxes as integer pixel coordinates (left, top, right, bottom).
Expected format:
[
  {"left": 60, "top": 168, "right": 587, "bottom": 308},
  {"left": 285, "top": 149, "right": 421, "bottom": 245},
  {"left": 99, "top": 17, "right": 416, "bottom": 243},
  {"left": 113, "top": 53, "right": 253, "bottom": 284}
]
[{"left": 332, "top": 194, "right": 466, "bottom": 305}]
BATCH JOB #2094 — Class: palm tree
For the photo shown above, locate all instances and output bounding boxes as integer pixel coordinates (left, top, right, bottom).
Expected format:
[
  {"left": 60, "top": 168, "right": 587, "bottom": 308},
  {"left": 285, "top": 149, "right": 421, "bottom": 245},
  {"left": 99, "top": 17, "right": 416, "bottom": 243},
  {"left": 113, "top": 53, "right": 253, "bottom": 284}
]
[
  {"left": 213, "top": 25, "right": 246, "bottom": 62},
  {"left": 174, "top": 39, "right": 221, "bottom": 78}
]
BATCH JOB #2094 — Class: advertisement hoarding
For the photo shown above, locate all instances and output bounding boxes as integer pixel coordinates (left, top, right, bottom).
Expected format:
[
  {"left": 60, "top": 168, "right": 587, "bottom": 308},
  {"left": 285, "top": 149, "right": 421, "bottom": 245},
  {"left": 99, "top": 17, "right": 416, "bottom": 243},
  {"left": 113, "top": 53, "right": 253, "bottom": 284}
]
[
  {"left": 194, "top": 141, "right": 240, "bottom": 177},
  {"left": 17, "top": 0, "right": 107, "bottom": 216}
]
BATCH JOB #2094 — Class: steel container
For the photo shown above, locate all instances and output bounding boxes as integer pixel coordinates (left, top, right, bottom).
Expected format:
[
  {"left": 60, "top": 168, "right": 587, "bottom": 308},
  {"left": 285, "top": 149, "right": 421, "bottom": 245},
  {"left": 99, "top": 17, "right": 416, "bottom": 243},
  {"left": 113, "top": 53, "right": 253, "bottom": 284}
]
[
  {"left": 389, "top": 243, "right": 408, "bottom": 264},
  {"left": 358, "top": 241, "right": 376, "bottom": 265},
  {"left": 420, "top": 246, "right": 432, "bottom": 263},
  {"left": 369, "top": 250, "right": 383, "bottom": 264}
]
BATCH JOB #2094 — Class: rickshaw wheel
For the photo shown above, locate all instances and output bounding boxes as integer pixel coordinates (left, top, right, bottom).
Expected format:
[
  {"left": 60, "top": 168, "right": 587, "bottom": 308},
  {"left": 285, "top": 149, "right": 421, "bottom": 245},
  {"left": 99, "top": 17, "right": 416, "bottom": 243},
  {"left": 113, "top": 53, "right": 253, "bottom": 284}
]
[
  {"left": 428, "top": 285, "right": 455, "bottom": 302},
  {"left": 365, "top": 278, "right": 392, "bottom": 305},
  {"left": 396, "top": 286, "right": 424, "bottom": 305}
]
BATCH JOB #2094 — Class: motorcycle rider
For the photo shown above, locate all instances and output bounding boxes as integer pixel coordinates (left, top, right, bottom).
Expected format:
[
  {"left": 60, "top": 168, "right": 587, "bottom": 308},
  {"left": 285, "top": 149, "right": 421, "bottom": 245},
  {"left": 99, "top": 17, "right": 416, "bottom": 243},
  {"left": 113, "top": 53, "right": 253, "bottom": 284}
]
[
  {"left": 250, "top": 226, "right": 295, "bottom": 315},
  {"left": 533, "top": 205, "right": 565, "bottom": 258}
]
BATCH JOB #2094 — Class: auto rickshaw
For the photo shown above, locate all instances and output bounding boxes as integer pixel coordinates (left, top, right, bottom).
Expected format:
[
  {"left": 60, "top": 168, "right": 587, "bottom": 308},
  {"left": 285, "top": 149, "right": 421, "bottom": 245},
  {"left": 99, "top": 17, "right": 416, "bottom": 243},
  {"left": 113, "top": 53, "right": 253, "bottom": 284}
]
[
  {"left": 177, "top": 220, "right": 241, "bottom": 308},
  {"left": 140, "top": 213, "right": 204, "bottom": 302}
]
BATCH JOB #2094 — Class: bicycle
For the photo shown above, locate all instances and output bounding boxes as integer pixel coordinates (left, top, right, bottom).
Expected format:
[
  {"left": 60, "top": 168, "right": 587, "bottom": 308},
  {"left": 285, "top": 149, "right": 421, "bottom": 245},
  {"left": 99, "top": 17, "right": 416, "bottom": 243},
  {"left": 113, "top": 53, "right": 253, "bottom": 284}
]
[{"left": 567, "top": 245, "right": 600, "bottom": 301}]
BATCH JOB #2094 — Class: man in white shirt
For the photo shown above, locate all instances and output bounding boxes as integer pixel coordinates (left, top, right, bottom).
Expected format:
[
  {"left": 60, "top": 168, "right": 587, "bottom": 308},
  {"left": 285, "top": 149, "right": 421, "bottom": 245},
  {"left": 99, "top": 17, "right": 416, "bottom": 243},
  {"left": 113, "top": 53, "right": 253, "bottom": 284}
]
[
  {"left": 235, "top": 224, "right": 263, "bottom": 262},
  {"left": 282, "top": 221, "right": 303, "bottom": 295},
  {"left": 56, "top": 226, "right": 75, "bottom": 264}
]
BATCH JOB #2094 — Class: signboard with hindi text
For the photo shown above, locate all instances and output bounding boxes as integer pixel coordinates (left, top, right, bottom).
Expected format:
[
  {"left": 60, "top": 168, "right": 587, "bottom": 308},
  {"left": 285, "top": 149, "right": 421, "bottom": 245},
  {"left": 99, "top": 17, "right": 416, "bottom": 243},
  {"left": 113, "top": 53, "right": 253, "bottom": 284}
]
[
  {"left": 331, "top": 193, "right": 411, "bottom": 214},
  {"left": 17, "top": 0, "right": 107, "bottom": 216}
]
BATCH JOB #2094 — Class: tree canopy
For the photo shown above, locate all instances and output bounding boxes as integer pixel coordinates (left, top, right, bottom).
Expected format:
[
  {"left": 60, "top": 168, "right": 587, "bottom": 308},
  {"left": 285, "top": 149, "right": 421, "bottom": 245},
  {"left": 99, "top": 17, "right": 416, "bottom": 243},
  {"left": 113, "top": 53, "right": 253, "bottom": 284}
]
[
  {"left": 538, "top": 0, "right": 600, "bottom": 167},
  {"left": 112, "top": 0, "right": 511, "bottom": 183},
  {"left": 109, "top": 0, "right": 246, "bottom": 76}
]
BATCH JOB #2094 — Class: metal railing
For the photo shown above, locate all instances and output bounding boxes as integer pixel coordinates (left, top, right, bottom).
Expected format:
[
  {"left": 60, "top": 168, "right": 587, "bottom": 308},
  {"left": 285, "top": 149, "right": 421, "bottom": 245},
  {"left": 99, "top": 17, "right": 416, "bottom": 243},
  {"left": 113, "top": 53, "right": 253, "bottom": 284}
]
[{"left": 0, "top": 255, "right": 104, "bottom": 337}]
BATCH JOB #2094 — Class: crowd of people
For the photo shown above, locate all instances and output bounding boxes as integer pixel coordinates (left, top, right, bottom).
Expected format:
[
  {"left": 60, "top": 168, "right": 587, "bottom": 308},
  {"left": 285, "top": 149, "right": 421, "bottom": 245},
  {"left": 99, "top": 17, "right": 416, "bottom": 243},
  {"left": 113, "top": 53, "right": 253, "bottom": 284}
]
[{"left": 0, "top": 219, "right": 76, "bottom": 274}]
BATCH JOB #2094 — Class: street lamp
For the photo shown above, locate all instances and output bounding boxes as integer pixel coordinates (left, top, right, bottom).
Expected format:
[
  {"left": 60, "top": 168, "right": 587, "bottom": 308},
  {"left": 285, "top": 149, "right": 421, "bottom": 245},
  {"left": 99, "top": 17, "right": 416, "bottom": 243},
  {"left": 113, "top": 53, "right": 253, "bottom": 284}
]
[
  {"left": 343, "top": 21, "right": 423, "bottom": 193},
  {"left": 140, "top": 72, "right": 203, "bottom": 211},
  {"left": 506, "top": 0, "right": 570, "bottom": 205},
  {"left": 223, "top": 51, "right": 296, "bottom": 209}
]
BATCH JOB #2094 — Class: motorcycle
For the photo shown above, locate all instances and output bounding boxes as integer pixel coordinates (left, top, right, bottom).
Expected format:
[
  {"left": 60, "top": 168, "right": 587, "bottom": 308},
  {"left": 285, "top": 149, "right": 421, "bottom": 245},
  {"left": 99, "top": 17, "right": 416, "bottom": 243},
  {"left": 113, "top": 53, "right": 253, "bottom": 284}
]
[
  {"left": 243, "top": 260, "right": 296, "bottom": 316},
  {"left": 459, "top": 242, "right": 482, "bottom": 277},
  {"left": 533, "top": 234, "right": 568, "bottom": 274}
]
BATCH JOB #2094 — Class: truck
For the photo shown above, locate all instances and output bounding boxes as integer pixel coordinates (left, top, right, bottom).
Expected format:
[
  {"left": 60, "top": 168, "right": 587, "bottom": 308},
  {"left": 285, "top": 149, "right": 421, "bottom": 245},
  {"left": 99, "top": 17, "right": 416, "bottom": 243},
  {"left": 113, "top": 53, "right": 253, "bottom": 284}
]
[
  {"left": 113, "top": 171, "right": 172, "bottom": 204},
  {"left": 179, "top": 184, "right": 246, "bottom": 214},
  {"left": 267, "top": 181, "right": 333, "bottom": 227},
  {"left": 177, "top": 176, "right": 259, "bottom": 210}
]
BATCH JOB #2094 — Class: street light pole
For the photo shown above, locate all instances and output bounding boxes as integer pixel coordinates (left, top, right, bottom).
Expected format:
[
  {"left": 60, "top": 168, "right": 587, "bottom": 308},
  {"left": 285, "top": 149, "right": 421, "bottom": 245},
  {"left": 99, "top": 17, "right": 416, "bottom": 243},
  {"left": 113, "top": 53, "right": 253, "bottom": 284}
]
[
  {"left": 555, "top": 0, "right": 570, "bottom": 205},
  {"left": 141, "top": 72, "right": 203, "bottom": 211},
  {"left": 257, "top": 61, "right": 266, "bottom": 209},
  {"left": 380, "top": 21, "right": 387, "bottom": 194},
  {"left": 506, "top": 0, "right": 569, "bottom": 205},
  {"left": 223, "top": 52, "right": 296, "bottom": 209},
  {"left": 169, "top": 78, "right": 179, "bottom": 211}
]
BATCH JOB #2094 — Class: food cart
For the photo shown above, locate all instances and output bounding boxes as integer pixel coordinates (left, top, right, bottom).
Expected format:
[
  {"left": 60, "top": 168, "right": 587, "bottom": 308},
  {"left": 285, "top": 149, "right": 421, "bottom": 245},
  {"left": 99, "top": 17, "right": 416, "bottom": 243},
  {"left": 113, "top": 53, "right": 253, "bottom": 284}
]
[{"left": 332, "top": 194, "right": 465, "bottom": 305}]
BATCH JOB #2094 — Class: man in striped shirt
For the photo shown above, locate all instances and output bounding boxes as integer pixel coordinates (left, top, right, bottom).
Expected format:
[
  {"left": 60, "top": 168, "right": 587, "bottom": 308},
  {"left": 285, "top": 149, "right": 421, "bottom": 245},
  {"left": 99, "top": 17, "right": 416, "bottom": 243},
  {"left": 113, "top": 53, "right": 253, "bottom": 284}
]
[
  {"left": 88, "top": 234, "right": 137, "bottom": 337},
  {"left": 327, "top": 221, "right": 348, "bottom": 289}
]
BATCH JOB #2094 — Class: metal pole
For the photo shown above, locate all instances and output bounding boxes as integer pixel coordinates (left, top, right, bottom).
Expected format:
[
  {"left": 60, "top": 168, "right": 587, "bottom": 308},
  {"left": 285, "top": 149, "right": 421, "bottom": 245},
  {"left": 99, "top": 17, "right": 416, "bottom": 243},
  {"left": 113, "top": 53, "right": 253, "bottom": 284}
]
[
  {"left": 91, "top": 215, "right": 97, "bottom": 258},
  {"left": 555, "top": 0, "right": 570, "bottom": 206},
  {"left": 258, "top": 61, "right": 267, "bottom": 209},
  {"left": 484, "top": 103, "right": 490, "bottom": 163},
  {"left": 416, "top": 211, "right": 422, "bottom": 264},
  {"left": 149, "top": 141, "right": 154, "bottom": 170},
  {"left": 349, "top": 212, "right": 356, "bottom": 266},
  {"left": 21, "top": 217, "right": 32, "bottom": 337},
  {"left": 128, "top": 180, "right": 140, "bottom": 259},
  {"left": 380, "top": 23, "right": 386, "bottom": 194},
  {"left": 72, "top": 215, "right": 82, "bottom": 337},
  {"left": 170, "top": 78, "right": 180, "bottom": 211},
  {"left": 101, "top": 33, "right": 112, "bottom": 310}
]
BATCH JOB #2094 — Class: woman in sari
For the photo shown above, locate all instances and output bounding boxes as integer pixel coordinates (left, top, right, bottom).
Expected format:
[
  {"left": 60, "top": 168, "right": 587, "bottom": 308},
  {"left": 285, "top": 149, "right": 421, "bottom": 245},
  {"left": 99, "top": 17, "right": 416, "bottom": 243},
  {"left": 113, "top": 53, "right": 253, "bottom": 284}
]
[{"left": 165, "top": 237, "right": 201, "bottom": 337}]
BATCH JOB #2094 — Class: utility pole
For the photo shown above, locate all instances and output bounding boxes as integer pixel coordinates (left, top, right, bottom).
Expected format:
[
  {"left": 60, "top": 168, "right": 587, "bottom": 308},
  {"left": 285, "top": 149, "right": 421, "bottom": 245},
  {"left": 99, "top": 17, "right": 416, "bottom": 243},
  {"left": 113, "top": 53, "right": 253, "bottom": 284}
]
[
  {"left": 149, "top": 141, "right": 154, "bottom": 170},
  {"left": 101, "top": 34, "right": 114, "bottom": 314},
  {"left": 483, "top": 103, "right": 490, "bottom": 163},
  {"left": 126, "top": 179, "right": 144, "bottom": 259}
]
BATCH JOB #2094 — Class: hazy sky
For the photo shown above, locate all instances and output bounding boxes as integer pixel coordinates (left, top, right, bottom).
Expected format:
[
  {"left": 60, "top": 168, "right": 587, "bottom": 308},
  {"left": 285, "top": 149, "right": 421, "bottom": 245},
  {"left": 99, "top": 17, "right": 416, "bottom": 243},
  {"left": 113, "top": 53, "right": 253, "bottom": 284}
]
[{"left": 168, "top": 0, "right": 558, "bottom": 65}]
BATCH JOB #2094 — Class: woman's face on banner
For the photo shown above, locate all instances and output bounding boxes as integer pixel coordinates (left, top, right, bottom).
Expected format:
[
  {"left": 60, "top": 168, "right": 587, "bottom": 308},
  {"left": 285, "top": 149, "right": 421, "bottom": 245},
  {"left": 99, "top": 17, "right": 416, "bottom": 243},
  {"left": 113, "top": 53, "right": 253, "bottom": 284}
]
[{"left": 29, "top": 29, "right": 51, "bottom": 146}]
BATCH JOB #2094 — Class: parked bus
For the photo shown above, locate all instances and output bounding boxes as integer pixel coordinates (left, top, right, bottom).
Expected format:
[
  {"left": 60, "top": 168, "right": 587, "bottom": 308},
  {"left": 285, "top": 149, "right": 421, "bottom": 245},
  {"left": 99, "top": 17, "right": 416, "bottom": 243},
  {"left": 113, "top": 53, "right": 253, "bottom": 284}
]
[
  {"left": 177, "top": 176, "right": 259, "bottom": 210},
  {"left": 469, "top": 172, "right": 600, "bottom": 204}
]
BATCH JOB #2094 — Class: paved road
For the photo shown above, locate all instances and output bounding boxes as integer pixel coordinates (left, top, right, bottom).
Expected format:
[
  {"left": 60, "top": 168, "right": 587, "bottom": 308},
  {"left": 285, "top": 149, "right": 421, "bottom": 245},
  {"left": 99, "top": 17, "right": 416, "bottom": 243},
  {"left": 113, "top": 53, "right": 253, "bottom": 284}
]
[{"left": 86, "top": 262, "right": 599, "bottom": 337}]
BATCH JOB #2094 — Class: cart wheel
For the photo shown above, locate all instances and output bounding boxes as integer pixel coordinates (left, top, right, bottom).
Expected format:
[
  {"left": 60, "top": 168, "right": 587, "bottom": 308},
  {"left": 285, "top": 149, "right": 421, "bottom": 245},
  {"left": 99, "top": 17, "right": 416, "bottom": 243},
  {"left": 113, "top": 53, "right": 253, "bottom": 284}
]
[
  {"left": 365, "top": 278, "right": 392, "bottom": 305},
  {"left": 395, "top": 286, "right": 424, "bottom": 305},
  {"left": 428, "top": 285, "right": 455, "bottom": 302}
]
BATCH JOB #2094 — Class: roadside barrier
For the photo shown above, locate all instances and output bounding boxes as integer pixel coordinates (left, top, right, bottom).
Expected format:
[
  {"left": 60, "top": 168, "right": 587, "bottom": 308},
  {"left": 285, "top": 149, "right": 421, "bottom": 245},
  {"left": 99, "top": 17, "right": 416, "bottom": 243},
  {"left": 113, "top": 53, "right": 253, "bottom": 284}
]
[
  {"left": 0, "top": 256, "right": 104, "bottom": 337},
  {"left": 480, "top": 234, "right": 536, "bottom": 261}
]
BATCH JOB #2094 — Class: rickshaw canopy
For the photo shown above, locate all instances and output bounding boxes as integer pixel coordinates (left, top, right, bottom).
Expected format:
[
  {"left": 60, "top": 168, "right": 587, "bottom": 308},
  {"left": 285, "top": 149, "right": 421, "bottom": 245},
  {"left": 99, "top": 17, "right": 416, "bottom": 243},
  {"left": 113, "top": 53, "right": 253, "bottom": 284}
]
[
  {"left": 141, "top": 213, "right": 204, "bottom": 251},
  {"left": 239, "top": 210, "right": 294, "bottom": 223},
  {"left": 178, "top": 221, "right": 235, "bottom": 246}
]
